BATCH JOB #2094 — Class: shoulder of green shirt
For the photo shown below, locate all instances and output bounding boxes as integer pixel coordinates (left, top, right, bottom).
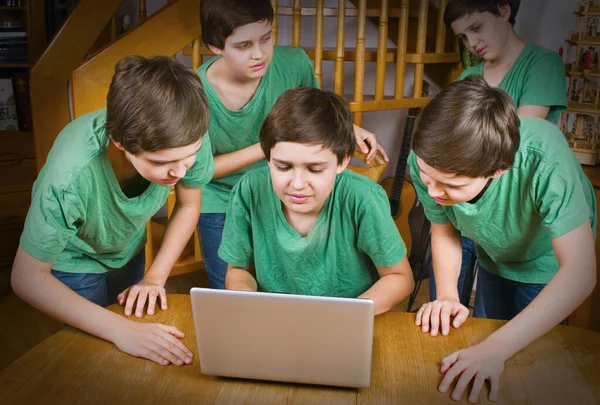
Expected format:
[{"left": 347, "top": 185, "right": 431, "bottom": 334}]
[{"left": 456, "top": 63, "right": 482, "bottom": 81}]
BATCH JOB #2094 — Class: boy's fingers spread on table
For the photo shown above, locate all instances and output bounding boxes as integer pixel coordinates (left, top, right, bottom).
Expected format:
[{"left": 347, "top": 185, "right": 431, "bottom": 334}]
[
  {"left": 158, "top": 324, "right": 185, "bottom": 339},
  {"left": 430, "top": 305, "right": 441, "bottom": 336},
  {"left": 452, "top": 367, "right": 477, "bottom": 401},
  {"left": 117, "top": 288, "right": 130, "bottom": 306},
  {"left": 143, "top": 349, "right": 169, "bottom": 366},
  {"left": 468, "top": 373, "right": 486, "bottom": 403},
  {"left": 157, "top": 325, "right": 193, "bottom": 359},
  {"left": 124, "top": 288, "right": 140, "bottom": 316},
  {"left": 147, "top": 291, "right": 158, "bottom": 315},
  {"left": 159, "top": 289, "right": 168, "bottom": 310},
  {"left": 440, "top": 351, "right": 459, "bottom": 373},
  {"left": 421, "top": 304, "right": 432, "bottom": 332},
  {"left": 415, "top": 305, "right": 425, "bottom": 325},
  {"left": 135, "top": 292, "right": 148, "bottom": 318},
  {"left": 453, "top": 308, "right": 469, "bottom": 328},
  {"left": 155, "top": 334, "right": 192, "bottom": 365},
  {"left": 489, "top": 377, "right": 501, "bottom": 401},
  {"left": 440, "top": 307, "right": 451, "bottom": 335}
]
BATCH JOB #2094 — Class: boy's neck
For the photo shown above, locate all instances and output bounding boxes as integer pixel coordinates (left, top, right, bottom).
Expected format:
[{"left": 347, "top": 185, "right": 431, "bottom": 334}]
[
  {"left": 207, "top": 58, "right": 263, "bottom": 110},
  {"left": 283, "top": 207, "right": 322, "bottom": 238},
  {"left": 107, "top": 141, "right": 141, "bottom": 190},
  {"left": 486, "top": 29, "right": 526, "bottom": 69}
]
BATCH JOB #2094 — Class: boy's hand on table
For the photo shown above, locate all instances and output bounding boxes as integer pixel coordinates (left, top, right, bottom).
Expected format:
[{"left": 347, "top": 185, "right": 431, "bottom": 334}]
[
  {"left": 415, "top": 299, "right": 469, "bottom": 336},
  {"left": 118, "top": 277, "right": 167, "bottom": 318},
  {"left": 112, "top": 320, "right": 193, "bottom": 366},
  {"left": 438, "top": 342, "right": 505, "bottom": 403}
]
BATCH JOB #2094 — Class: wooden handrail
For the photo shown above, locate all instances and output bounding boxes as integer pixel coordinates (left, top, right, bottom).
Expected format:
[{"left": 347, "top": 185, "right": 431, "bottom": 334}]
[
  {"left": 71, "top": 0, "right": 201, "bottom": 117},
  {"left": 30, "top": 0, "right": 123, "bottom": 170}
]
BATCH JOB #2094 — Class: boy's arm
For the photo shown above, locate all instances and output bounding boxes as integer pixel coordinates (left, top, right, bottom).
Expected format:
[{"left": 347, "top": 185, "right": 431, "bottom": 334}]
[
  {"left": 225, "top": 264, "right": 258, "bottom": 292},
  {"left": 119, "top": 183, "right": 201, "bottom": 318},
  {"left": 517, "top": 105, "right": 550, "bottom": 120},
  {"left": 437, "top": 221, "right": 596, "bottom": 403},
  {"left": 415, "top": 222, "right": 470, "bottom": 335},
  {"left": 11, "top": 247, "right": 193, "bottom": 366},
  {"left": 358, "top": 256, "right": 414, "bottom": 315},
  {"left": 212, "top": 143, "right": 266, "bottom": 179}
]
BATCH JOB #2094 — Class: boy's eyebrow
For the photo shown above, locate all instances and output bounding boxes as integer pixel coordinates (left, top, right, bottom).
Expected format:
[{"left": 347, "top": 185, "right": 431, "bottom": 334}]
[
  {"left": 455, "top": 21, "right": 481, "bottom": 37},
  {"left": 147, "top": 145, "right": 202, "bottom": 164},
  {"left": 272, "top": 158, "right": 329, "bottom": 166},
  {"left": 232, "top": 30, "right": 273, "bottom": 46},
  {"left": 416, "top": 161, "right": 467, "bottom": 187}
]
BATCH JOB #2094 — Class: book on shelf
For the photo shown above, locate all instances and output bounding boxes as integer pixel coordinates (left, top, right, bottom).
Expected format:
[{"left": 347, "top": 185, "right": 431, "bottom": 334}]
[
  {"left": 12, "top": 70, "right": 30, "bottom": 132},
  {"left": 0, "top": 76, "right": 18, "bottom": 130}
]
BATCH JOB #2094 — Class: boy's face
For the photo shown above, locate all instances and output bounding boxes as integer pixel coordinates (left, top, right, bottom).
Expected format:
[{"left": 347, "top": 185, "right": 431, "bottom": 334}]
[
  {"left": 450, "top": 7, "right": 511, "bottom": 61},
  {"left": 212, "top": 19, "right": 274, "bottom": 81},
  {"left": 415, "top": 156, "right": 502, "bottom": 206},
  {"left": 269, "top": 142, "right": 350, "bottom": 217},
  {"left": 119, "top": 138, "right": 203, "bottom": 187}
]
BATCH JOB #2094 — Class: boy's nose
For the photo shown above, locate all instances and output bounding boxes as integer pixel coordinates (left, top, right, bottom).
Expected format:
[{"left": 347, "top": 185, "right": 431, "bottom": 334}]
[
  {"left": 292, "top": 172, "right": 307, "bottom": 189},
  {"left": 427, "top": 183, "right": 445, "bottom": 199},
  {"left": 252, "top": 45, "right": 264, "bottom": 59},
  {"left": 170, "top": 164, "right": 186, "bottom": 179}
]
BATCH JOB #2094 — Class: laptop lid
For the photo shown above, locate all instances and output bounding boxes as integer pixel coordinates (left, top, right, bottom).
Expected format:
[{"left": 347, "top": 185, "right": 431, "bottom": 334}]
[{"left": 190, "top": 287, "right": 374, "bottom": 388}]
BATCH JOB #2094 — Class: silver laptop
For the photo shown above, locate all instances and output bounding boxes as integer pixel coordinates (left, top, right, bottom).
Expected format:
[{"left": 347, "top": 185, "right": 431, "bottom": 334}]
[{"left": 190, "top": 287, "right": 374, "bottom": 388}]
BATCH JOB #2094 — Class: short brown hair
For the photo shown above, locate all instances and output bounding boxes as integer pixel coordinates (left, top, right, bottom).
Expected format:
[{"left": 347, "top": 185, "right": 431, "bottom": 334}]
[
  {"left": 260, "top": 87, "right": 356, "bottom": 164},
  {"left": 105, "top": 55, "right": 209, "bottom": 154},
  {"left": 200, "top": 0, "right": 274, "bottom": 49},
  {"left": 444, "top": 0, "right": 520, "bottom": 26},
  {"left": 413, "top": 75, "right": 520, "bottom": 178}
]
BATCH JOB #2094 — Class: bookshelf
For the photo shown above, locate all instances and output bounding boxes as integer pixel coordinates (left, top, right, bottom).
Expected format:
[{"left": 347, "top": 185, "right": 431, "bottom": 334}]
[{"left": 0, "top": 0, "right": 46, "bottom": 296}]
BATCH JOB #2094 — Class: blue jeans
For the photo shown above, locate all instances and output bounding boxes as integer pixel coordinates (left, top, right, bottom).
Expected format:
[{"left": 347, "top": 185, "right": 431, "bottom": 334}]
[
  {"left": 51, "top": 250, "right": 145, "bottom": 308},
  {"left": 197, "top": 213, "right": 228, "bottom": 289},
  {"left": 473, "top": 266, "right": 546, "bottom": 320},
  {"left": 428, "top": 236, "right": 477, "bottom": 307}
]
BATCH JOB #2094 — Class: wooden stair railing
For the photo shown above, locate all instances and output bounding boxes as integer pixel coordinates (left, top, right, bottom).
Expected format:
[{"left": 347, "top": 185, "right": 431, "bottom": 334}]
[
  {"left": 183, "top": 0, "right": 460, "bottom": 123},
  {"left": 31, "top": 0, "right": 124, "bottom": 170}
]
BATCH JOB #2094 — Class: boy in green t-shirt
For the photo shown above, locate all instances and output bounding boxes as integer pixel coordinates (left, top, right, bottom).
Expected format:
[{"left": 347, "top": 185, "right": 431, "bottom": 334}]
[
  {"left": 431, "top": 0, "right": 569, "bottom": 311},
  {"left": 197, "top": 0, "right": 388, "bottom": 290},
  {"left": 219, "top": 87, "right": 413, "bottom": 315},
  {"left": 446, "top": 0, "right": 567, "bottom": 124},
  {"left": 11, "top": 56, "right": 215, "bottom": 366},
  {"left": 410, "top": 76, "right": 596, "bottom": 402}
]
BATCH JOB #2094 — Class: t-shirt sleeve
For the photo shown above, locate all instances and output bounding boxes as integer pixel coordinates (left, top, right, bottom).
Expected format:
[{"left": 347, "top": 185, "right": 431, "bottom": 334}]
[
  {"left": 19, "top": 184, "right": 83, "bottom": 263},
  {"left": 533, "top": 147, "right": 592, "bottom": 239},
  {"left": 520, "top": 52, "right": 568, "bottom": 111},
  {"left": 179, "top": 132, "right": 216, "bottom": 188},
  {"left": 408, "top": 152, "right": 450, "bottom": 224},
  {"left": 218, "top": 176, "right": 254, "bottom": 267},
  {"left": 455, "top": 65, "right": 480, "bottom": 82},
  {"left": 356, "top": 185, "right": 407, "bottom": 267}
]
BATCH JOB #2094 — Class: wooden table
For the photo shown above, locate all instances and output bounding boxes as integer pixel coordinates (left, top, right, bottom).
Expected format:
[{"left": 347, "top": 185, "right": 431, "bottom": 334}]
[{"left": 1, "top": 294, "right": 599, "bottom": 405}]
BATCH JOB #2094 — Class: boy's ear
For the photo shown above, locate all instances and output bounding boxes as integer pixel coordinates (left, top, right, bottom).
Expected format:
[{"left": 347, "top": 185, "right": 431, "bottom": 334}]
[
  {"left": 499, "top": 4, "right": 511, "bottom": 22},
  {"left": 336, "top": 154, "right": 352, "bottom": 174},
  {"left": 492, "top": 168, "right": 507, "bottom": 178},
  {"left": 208, "top": 44, "right": 224, "bottom": 55},
  {"left": 111, "top": 138, "right": 126, "bottom": 152}
]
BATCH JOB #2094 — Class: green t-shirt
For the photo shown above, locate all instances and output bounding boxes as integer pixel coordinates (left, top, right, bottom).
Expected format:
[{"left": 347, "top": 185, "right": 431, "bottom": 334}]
[
  {"left": 218, "top": 167, "right": 407, "bottom": 297},
  {"left": 198, "top": 46, "right": 320, "bottom": 213},
  {"left": 20, "top": 109, "right": 215, "bottom": 274},
  {"left": 458, "top": 43, "right": 567, "bottom": 125},
  {"left": 408, "top": 116, "right": 596, "bottom": 284}
]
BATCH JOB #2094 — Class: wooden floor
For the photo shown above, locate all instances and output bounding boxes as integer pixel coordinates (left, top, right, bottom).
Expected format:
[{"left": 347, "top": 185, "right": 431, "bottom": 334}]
[{"left": 0, "top": 269, "right": 432, "bottom": 372}]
